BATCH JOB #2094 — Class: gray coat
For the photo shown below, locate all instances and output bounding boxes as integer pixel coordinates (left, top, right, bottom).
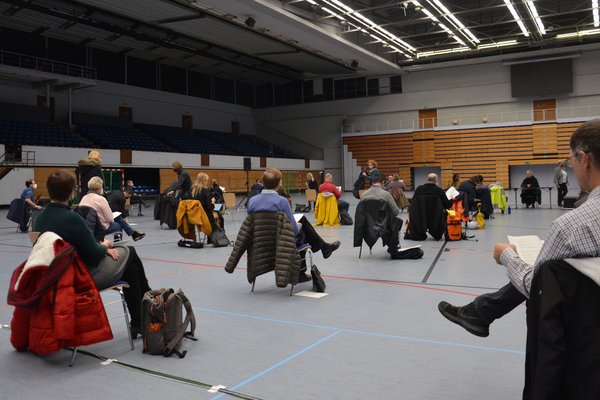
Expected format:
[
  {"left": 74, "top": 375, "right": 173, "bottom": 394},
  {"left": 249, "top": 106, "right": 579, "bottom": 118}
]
[{"left": 226, "top": 212, "right": 301, "bottom": 287}]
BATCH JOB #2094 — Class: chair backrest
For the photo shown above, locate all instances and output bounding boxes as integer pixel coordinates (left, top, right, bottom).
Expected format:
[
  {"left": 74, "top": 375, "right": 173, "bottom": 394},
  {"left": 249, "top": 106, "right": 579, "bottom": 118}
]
[
  {"left": 305, "top": 189, "right": 317, "bottom": 202},
  {"left": 75, "top": 206, "right": 105, "bottom": 241},
  {"left": 223, "top": 192, "right": 236, "bottom": 208}
]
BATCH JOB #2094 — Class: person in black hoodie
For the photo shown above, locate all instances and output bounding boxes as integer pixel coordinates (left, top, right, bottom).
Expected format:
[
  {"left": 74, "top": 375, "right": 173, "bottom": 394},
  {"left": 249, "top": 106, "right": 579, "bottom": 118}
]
[{"left": 76, "top": 150, "right": 103, "bottom": 198}]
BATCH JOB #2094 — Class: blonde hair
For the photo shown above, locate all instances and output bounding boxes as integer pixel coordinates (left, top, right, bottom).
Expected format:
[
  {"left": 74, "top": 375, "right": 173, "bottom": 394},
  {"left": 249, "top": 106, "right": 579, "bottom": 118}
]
[
  {"left": 306, "top": 172, "right": 314, "bottom": 181},
  {"left": 87, "top": 176, "right": 104, "bottom": 194},
  {"left": 191, "top": 172, "right": 210, "bottom": 198},
  {"left": 88, "top": 150, "right": 102, "bottom": 162}
]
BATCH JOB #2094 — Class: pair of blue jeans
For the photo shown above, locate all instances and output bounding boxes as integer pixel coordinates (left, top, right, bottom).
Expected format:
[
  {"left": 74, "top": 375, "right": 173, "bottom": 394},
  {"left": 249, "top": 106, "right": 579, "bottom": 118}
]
[{"left": 106, "top": 216, "right": 134, "bottom": 236}]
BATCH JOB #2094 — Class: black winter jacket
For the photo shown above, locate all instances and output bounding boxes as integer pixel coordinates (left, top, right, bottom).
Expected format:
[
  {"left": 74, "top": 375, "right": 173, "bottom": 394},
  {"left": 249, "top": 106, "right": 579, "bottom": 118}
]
[
  {"left": 226, "top": 212, "right": 301, "bottom": 287},
  {"left": 76, "top": 158, "right": 103, "bottom": 197},
  {"left": 354, "top": 199, "right": 402, "bottom": 250}
]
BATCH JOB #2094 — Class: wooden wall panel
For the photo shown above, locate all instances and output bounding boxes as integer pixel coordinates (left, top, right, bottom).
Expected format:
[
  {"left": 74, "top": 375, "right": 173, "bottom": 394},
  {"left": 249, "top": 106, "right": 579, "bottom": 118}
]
[
  {"left": 343, "top": 121, "right": 582, "bottom": 189},
  {"left": 34, "top": 166, "right": 77, "bottom": 199}
]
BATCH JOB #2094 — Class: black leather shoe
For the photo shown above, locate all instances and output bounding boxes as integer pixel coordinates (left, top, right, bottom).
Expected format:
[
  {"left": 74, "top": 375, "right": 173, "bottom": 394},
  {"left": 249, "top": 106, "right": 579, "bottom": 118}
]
[
  {"left": 132, "top": 231, "right": 146, "bottom": 241},
  {"left": 438, "top": 301, "right": 489, "bottom": 337},
  {"left": 321, "top": 240, "right": 341, "bottom": 259}
]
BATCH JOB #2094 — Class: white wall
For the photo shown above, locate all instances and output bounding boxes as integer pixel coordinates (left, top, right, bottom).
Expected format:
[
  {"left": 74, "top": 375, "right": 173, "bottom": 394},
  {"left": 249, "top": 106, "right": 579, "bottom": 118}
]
[
  {"left": 254, "top": 49, "right": 600, "bottom": 174},
  {"left": 0, "top": 168, "right": 34, "bottom": 205}
]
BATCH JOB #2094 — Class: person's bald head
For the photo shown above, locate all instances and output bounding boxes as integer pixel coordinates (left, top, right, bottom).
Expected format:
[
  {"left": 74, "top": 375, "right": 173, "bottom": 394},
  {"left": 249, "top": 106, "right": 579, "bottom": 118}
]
[
  {"left": 262, "top": 168, "right": 282, "bottom": 190},
  {"left": 427, "top": 173, "right": 438, "bottom": 183}
]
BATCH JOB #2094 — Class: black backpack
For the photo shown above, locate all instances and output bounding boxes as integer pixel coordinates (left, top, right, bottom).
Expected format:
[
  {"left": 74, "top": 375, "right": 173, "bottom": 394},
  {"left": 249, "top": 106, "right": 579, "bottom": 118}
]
[
  {"left": 339, "top": 209, "right": 353, "bottom": 225},
  {"left": 141, "top": 288, "right": 197, "bottom": 358},
  {"left": 211, "top": 228, "right": 232, "bottom": 247}
]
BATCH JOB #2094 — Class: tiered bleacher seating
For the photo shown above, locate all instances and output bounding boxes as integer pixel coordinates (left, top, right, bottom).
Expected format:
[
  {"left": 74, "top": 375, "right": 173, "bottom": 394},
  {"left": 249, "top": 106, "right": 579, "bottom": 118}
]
[
  {"left": 77, "top": 124, "right": 170, "bottom": 152},
  {"left": 197, "top": 130, "right": 302, "bottom": 158},
  {"left": 0, "top": 120, "right": 88, "bottom": 148},
  {"left": 133, "top": 184, "right": 159, "bottom": 195},
  {"left": 252, "top": 136, "right": 303, "bottom": 159},
  {"left": 135, "top": 123, "right": 233, "bottom": 155}
]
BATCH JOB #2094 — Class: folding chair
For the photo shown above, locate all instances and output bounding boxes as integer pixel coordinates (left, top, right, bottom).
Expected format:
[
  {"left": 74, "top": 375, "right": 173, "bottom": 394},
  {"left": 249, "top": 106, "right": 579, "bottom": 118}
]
[
  {"left": 223, "top": 192, "right": 239, "bottom": 221},
  {"left": 305, "top": 189, "right": 317, "bottom": 210},
  {"left": 250, "top": 247, "right": 315, "bottom": 296},
  {"left": 69, "top": 281, "right": 134, "bottom": 366}
]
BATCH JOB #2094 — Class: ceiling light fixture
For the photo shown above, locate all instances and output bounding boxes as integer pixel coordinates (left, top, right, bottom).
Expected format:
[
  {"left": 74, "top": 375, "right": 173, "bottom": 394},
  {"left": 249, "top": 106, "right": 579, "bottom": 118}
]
[
  {"left": 593, "top": 0, "right": 600, "bottom": 27},
  {"left": 416, "top": 46, "right": 469, "bottom": 58},
  {"left": 477, "top": 39, "right": 518, "bottom": 49},
  {"left": 313, "top": 0, "right": 416, "bottom": 57},
  {"left": 426, "top": 0, "right": 480, "bottom": 44},
  {"left": 524, "top": 1, "right": 546, "bottom": 35},
  {"left": 502, "top": 0, "right": 530, "bottom": 37},
  {"left": 556, "top": 28, "right": 600, "bottom": 39}
]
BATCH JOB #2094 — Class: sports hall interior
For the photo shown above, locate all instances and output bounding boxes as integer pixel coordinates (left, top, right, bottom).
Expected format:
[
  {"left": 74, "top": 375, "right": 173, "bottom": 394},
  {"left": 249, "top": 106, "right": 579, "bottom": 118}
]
[{"left": 0, "top": 1, "right": 599, "bottom": 399}]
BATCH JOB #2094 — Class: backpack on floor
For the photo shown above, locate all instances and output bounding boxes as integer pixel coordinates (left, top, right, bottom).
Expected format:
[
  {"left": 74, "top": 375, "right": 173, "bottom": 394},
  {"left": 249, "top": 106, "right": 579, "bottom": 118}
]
[
  {"left": 446, "top": 199, "right": 467, "bottom": 241},
  {"left": 141, "top": 288, "right": 197, "bottom": 358},
  {"left": 339, "top": 209, "right": 353, "bottom": 225},
  {"left": 211, "top": 228, "right": 232, "bottom": 247}
]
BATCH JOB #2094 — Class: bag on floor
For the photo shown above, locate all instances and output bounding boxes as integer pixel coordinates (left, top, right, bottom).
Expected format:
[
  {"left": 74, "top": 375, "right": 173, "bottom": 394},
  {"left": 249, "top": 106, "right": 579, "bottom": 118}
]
[
  {"left": 295, "top": 204, "right": 311, "bottom": 213},
  {"left": 211, "top": 228, "right": 232, "bottom": 247},
  {"left": 394, "top": 246, "right": 424, "bottom": 259},
  {"left": 445, "top": 199, "right": 467, "bottom": 241},
  {"left": 339, "top": 209, "right": 353, "bottom": 225},
  {"left": 311, "top": 265, "right": 326, "bottom": 293},
  {"left": 141, "top": 288, "right": 197, "bottom": 358}
]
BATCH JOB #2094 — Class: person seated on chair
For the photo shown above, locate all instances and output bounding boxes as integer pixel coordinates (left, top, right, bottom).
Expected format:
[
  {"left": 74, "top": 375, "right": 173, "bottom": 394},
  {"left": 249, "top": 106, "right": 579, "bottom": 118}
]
[
  {"left": 166, "top": 161, "right": 192, "bottom": 199},
  {"left": 185, "top": 172, "right": 224, "bottom": 232},
  {"left": 34, "top": 170, "right": 152, "bottom": 338},
  {"left": 319, "top": 173, "right": 349, "bottom": 213},
  {"left": 20, "top": 179, "right": 43, "bottom": 231},
  {"left": 406, "top": 173, "right": 454, "bottom": 241},
  {"left": 249, "top": 179, "right": 264, "bottom": 199},
  {"left": 520, "top": 170, "right": 541, "bottom": 208},
  {"left": 386, "top": 174, "right": 410, "bottom": 210},
  {"left": 79, "top": 177, "right": 145, "bottom": 242},
  {"left": 438, "top": 118, "right": 600, "bottom": 340},
  {"left": 458, "top": 176, "right": 478, "bottom": 213},
  {"left": 249, "top": 168, "right": 341, "bottom": 262},
  {"left": 357, "top": 173, "right": 409, "bottom": 259},
  {"left": 124, "top": 180, "right": 148, "bottom": 216}
]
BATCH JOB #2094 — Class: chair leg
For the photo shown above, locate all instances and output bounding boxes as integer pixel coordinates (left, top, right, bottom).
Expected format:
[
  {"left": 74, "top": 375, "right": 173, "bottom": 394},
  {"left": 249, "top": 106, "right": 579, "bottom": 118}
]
[
  {"left": 359, "top": 243, "right": 362, "bottom": 259},
  {"left": 290, "top": 284, "right": 294, "bottom": 296},
  {"left": 251, "top": 280, "right": 256, "bottom": 292},
  {"left": 69, "top": 347, "right": 78, "bottom": 367},
  {"left": 116, "top": 287, "right": 134, "bottom": 351}
]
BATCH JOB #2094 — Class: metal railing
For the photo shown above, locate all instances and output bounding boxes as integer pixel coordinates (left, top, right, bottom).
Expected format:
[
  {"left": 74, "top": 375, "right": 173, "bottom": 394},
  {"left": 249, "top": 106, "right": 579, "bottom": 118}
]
[
  {"left": 0, "top": 150, "right": 36, "bottom": 166},
  {"left": 0, "top": 50, "right": 96, "bottom": 80},
  {"left": 342, "top": 105, "right": 600, "bottom": 134}
]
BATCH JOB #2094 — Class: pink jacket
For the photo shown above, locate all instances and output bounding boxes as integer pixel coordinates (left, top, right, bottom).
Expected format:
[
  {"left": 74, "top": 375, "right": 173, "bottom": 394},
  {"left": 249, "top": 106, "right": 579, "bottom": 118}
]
[{"left": 79, "top": 192, "right": 114, "bottom": 229}]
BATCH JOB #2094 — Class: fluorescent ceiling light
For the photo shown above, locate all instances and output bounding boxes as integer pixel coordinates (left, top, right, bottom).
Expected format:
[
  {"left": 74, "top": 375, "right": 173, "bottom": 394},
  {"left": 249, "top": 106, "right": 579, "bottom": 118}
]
[
  {"left": 556, "top": 28, "right": 600, "bottom": 39},
  {"left": 417, "top": 46, "right": 469, "bottom": 58},
  {"left": 593, "top": 0, "right": 599, "bottom": 27},
  {"left": 502, "top": 0, "right": 530, "bottom": 37},
  {"left": 477, "top": 40, "right": 517, "bottom": 49},
  {"left": 429, "top": 0, "right": 480, "bottom": 44},
  {"left": 525, "top": 1, "right": 546, "bottom": 35}
]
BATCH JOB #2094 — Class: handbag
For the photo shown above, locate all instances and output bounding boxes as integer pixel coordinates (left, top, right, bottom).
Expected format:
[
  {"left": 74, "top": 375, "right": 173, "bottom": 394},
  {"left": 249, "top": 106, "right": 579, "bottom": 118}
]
[{"left": 311, "top": 265, "right": 326, "bottom": 293}]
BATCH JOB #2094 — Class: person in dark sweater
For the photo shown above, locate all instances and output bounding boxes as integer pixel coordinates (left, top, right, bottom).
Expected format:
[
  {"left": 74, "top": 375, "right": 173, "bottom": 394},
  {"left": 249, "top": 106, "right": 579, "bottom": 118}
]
[
  {"left": 185, "top": 172, "right": 223, "bottom": 230},
  {"left": 166, "top": 161, "right": 192, "bottom": 199},
  {"left": 34, "top": 170, "right": 151, "bottom": 338},
  {"left": 76, "top": 150, "right": 103, "bottom": 198}
]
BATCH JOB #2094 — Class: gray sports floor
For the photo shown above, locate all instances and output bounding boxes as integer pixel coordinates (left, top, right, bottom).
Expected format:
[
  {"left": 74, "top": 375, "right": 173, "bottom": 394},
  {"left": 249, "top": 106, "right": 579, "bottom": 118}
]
[{"left": 0, "top": 193, "right": 566, "bottom": 400}]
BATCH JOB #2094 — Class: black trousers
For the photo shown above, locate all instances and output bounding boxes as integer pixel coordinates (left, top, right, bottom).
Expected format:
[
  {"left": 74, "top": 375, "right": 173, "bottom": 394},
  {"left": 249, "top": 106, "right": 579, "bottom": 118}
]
[
  {"left": 298, "top": 215, "right": 327, "bottom": 252},
  {"left": 557, "top": 183, "right": 568, "bottom": 206},
  {"left": 473, "top": 282, "right": 526, "bottom": 324}
]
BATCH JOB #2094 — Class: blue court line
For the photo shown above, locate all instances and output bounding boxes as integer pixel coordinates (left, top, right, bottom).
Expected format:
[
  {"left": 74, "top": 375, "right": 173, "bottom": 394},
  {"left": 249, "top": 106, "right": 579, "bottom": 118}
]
[
  {"left": 194, "top": 306, "right": 524, "bottom": 355},
  {"left": 194, "top": 306, "right": 339, "bottom": 332},
  {"left": 209, "top": 330, "right": 341, "bottom": 400}
]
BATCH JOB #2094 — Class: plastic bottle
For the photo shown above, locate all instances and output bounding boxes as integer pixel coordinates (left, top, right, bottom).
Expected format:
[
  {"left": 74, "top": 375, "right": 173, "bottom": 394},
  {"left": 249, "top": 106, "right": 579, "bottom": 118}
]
[{"left": 508, "top": 206, "right": 512, "bottom": 214}]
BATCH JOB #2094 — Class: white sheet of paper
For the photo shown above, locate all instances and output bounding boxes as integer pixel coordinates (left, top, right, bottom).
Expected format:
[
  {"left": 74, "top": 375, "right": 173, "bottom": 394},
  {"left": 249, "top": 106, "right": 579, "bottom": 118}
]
[
  {"left": 293, "top": 213, "right": 303, "bottom": 222},
  {"left": 507, "top": 235, "right": 543, "bottom": 265},
  {"left": 398, "top": 245, "right": 422, "bottom": 251},
  {"left": 294, "top": 291, "right": 329, "bottom": 298},
  {"left": 112, "top": 211, "right": 122, "bottom": 219},
  {"left": 445, "top": 186, "right": 459, "bottom": 200},
  {"left": 336, "top": 186, "right": 342, "bottom": 192}
]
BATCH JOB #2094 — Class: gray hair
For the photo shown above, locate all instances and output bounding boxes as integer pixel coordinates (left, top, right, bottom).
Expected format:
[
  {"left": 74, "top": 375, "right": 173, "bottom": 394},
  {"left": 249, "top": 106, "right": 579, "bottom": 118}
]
[
  {"left": 87, "top": 176, "right": 104, "bottom": 194},
  {"left": 325, "top": 173, "right": 333, "bottom": 181},
  {"left": 427, "top": 173, "right": 438, "bottom": 183}
]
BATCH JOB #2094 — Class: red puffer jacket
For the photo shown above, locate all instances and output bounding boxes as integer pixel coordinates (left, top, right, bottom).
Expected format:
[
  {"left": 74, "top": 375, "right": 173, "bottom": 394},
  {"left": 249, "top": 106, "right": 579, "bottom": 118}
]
[{"left": 7, "top": 232, "right": 112, "bottom": 355}]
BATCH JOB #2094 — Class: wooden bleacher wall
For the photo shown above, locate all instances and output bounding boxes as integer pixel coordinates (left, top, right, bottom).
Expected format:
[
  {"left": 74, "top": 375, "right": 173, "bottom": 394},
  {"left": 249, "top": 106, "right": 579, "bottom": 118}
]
[{"left": 343, "top": 121, "right": 581, "bottom": 189}]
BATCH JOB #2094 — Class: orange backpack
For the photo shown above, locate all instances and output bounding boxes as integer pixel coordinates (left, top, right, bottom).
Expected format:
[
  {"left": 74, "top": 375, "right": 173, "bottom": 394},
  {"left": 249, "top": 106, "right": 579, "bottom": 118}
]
[{"left": 446, "top": 199, "right": 468, "bottom": 241}]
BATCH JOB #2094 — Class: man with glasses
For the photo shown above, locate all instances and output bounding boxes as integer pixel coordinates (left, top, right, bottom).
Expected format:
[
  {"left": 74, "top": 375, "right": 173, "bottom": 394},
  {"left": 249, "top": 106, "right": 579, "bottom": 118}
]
[{"left": 438, "top": 119, "right": 600, "bottom": 337}]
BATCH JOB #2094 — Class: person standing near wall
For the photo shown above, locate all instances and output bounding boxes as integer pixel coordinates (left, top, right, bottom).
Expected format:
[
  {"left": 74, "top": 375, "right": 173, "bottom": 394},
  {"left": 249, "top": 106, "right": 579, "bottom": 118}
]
[
  {"left": 76, "top": 150, "right": 103, "bottom": 198},
  {"left": 553, "top": 160, "right": 569, "bottom": 207}
]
